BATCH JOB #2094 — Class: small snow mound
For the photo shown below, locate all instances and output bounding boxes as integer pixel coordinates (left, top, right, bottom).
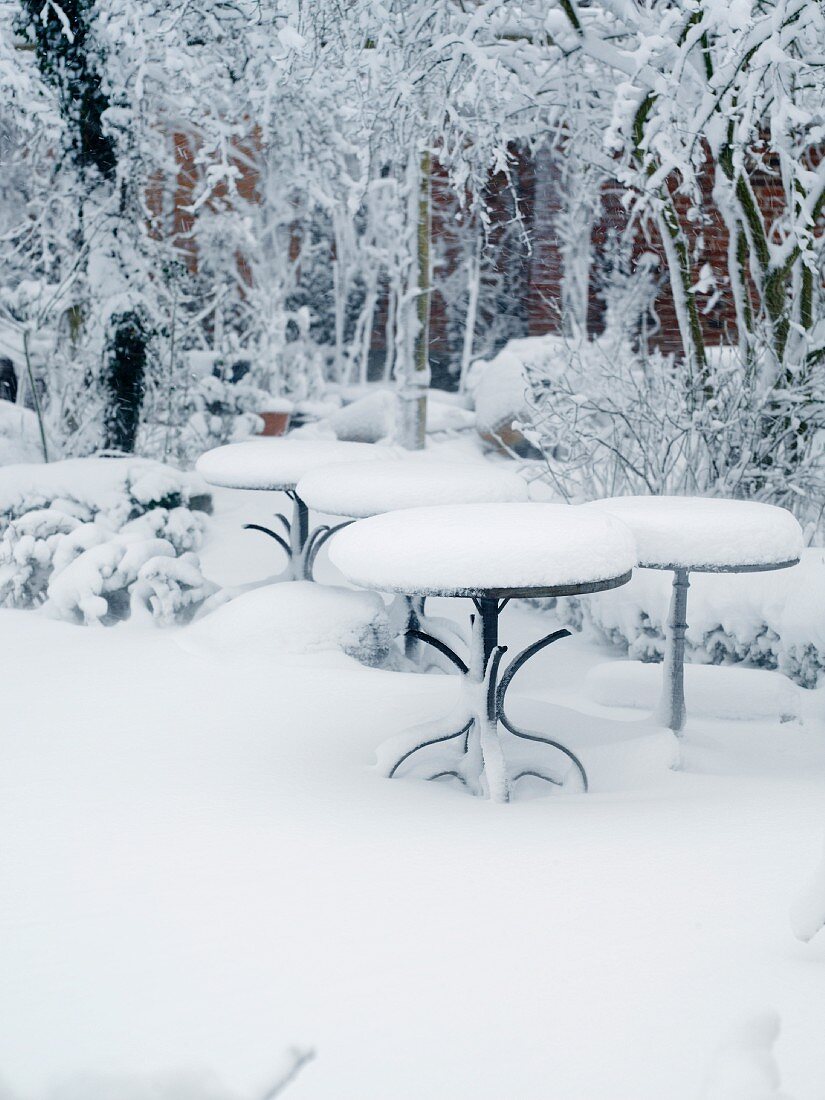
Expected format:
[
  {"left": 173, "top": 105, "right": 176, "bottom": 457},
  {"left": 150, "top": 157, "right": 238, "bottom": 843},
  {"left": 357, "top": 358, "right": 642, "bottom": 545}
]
[
  {"left": 179, "top": 581, "right": 391, "bottom": 665},
  {"left": 328, "top": 390, "right": 396, "bottom": 443},
  {"left": 466, "top": 334, "right": 574, "bottom": 453},
  {"left": 702, "top": 1011, "right": 788, "bottom": 1099},
  {"left": 585, "top": 661, "right": 800, "bottom": 722},
  {"left": 0, "top": 398, "right": 46, "bottom": 465},
  {"left": 790, "top": 837, "right": 825, "bottom": 942}
]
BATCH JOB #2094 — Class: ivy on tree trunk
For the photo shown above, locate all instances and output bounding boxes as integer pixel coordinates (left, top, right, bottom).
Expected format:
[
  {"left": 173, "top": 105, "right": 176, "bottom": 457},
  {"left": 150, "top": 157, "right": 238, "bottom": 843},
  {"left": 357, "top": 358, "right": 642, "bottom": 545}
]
[
  {"left": 18, "top": 0, "right": 148, "bottom": 453},
  {"left": 104, "top": 312, "right": 147, "bottom": 453}
]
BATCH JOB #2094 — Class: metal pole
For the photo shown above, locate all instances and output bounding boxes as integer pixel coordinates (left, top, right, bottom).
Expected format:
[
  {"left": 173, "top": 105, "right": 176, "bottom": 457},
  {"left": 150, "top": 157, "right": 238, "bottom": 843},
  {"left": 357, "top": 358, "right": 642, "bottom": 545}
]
[
  {"left": 291, "top": 494, "right": 310, "bottom": 580},
  {"left": 478, "top": 598, "right": 499, "bottom": 668},
  {"left": 658, "top": 567, "right": 690, "bottom": 733},
  {"left": 403, "top": 595, "right": 425, "bottom": 661}
]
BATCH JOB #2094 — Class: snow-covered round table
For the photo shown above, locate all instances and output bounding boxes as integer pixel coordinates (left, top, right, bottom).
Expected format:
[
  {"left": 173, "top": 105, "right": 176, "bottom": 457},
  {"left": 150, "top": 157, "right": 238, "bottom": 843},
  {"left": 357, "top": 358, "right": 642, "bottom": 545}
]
[
  {"left": 195, "top": 439, "right": 383, "bottom": 580},
  {"left": 296, "top": 458, "right": 528, "bottom": 519},
  {"left": 586, "top": 496, "right": 803, "bottom": 733},
  {"left": 330, "top": 503, "right": 636, "bottom": 801},
  {"left": 297, "top": 459, "right": 529, "bottom": 659}
]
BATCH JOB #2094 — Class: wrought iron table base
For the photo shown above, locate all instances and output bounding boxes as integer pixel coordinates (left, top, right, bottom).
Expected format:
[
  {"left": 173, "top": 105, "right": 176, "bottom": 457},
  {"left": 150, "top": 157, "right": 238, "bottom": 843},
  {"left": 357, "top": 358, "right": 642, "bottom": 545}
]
[
  {"left": 244, "top": 491, "right": 349, "bottom": 581},
  {"left": 379, "top": 596, "right": 588, "bottom": 802}
]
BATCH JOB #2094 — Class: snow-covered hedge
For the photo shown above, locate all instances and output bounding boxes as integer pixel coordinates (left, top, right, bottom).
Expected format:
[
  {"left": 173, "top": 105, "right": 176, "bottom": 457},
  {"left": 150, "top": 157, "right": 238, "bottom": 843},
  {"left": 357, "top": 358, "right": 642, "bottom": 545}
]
[
  {"left": 544, "top": 550, "right": 825, "bottom": 689},
  {"left": 0, "top": 456, "right": 212, "bottom": 531},
  {"left": 0, "top": 458, "right": 216, "bottom": 625}
]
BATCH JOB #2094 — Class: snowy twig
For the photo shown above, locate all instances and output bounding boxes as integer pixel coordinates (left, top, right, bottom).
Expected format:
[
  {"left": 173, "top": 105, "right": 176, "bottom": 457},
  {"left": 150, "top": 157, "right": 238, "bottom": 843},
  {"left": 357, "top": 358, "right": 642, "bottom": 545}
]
[{"left": 257, "top": 1048, "right": 315, "bottom": 1100}]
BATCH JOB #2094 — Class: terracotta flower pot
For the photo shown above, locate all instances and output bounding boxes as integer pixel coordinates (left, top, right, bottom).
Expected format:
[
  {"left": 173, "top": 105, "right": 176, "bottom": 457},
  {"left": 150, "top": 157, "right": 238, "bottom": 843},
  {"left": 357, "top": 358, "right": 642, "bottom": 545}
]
[{"left": 258, "top": 410, "right": 291, "bottom": 436}]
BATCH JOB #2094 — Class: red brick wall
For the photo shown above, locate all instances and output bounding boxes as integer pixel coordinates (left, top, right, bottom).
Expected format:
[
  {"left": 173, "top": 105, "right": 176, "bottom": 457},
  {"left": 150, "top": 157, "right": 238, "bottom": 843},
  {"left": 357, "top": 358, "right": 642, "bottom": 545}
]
[
  {"left": 422, "top": 147, "right": 751, "bottom": 361},
  {"left": 161, "top": 137, "right": 786, "bottom": 367}
]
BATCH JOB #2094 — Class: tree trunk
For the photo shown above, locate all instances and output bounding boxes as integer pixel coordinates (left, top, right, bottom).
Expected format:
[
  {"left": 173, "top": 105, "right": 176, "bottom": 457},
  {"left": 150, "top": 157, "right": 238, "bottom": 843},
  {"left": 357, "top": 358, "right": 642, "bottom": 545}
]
[{"left": 396, "top": 148, "right": 431, "bottom": 450}]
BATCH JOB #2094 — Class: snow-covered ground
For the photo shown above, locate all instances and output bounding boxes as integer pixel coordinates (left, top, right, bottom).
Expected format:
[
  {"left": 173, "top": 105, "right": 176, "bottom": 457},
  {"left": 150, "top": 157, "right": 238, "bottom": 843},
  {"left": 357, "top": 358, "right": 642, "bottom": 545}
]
[{"left": 2, "top": 480, "right": 825, "bottom": 1099}]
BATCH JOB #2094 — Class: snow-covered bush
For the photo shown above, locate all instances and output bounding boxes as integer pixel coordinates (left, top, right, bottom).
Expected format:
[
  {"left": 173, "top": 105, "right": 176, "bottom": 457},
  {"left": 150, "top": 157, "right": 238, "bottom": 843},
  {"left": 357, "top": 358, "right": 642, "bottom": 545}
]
[
  {"left": 47, "top": 536, "right": 178, "bottom": 625},
  {"left": 0, "top": 458, "right": 211, "bottom": 535},
  {"left": 543, "top": 550, "right": 825, "bottom": 689},
  {"left": 140, "top": 374, "right": 268, "bottom": 467},
  {"left": 0, "top": 458, "right": 215, "bottom": 625},
  {"left": 130, "top": 554, "right": 219, "bottom": 627},
  {"left": 525, "top": 335, "right": 825, "bottom": 517},
  {"left": 43, "top": 534, "right": 215, "bottom": 628},
  {"left": 119, "top": 507, "right": 207, "bottom": 556},
  {"left": 0, "top": 508, "right": 80, "bottom": 608},
  {"left": 0, "top": 522, "right": 216, "bottom": 627}
]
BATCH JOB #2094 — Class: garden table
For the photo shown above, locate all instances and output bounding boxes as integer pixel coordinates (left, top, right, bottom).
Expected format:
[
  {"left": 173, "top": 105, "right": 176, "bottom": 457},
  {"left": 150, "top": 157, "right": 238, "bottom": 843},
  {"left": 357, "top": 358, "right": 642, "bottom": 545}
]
[
  {"left": 585, "top": 496, "right": 803, "bottom": 733},
  {"left": 196, "top": 438, "right": 383, "bottom": 580},
  {"left": 329, "top": 502, "right": 636, "bottom": 801},
  {"left": 296, "top": 458, "right": 529, "bottom": 659}
]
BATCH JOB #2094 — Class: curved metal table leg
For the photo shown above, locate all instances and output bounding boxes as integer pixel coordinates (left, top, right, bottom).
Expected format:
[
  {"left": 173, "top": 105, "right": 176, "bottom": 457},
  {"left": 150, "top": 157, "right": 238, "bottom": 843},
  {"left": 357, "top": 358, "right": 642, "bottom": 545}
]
[
  {"left": 401, "top": 596, "right": 472, "bottom": 672},
  {"left": 244, "top": 493, "right": 351, "bottom": 582},
  {"left": 382, "top": 714, "right": 475, "bottom": 780},
  {"left": 385, "top": 597, "right": 588, "bottom": 800},
  {"left": 494, "top": 627, "right": 589, "bottom": 792}
]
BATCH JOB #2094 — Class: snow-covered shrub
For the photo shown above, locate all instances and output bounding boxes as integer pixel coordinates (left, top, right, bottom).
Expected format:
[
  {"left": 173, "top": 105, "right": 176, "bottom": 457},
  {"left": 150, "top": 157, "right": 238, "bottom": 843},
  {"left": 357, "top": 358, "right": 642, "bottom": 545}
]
[
  {"left": 130, "top": 553, "right": 219, "bottom": 627},
  {"left": 0, "top": 458, "right": 212, "bottom": 535},
  {"left": 46, "top": 536, "right": 177, "bottom": 625},
  {"left": 0, "top": 458, "right": 215, "bottom": 624},
  {"left": 141, "top": 374, "right": 268, "bottom": 467},
  {"left": 42, "top": 534, "right": 214, "bottom": 627},
  {"left": 118, "top": 507, "right": 207, "bottom": 555},
  {"left": 525, "top": 333, "right": 825, "bottom": 521},
  {"left": 0, "top": 508, "right": 80, "bottom": 608},
  {"left": 50, "top": 522, "right": 112, "bottom": 576}
]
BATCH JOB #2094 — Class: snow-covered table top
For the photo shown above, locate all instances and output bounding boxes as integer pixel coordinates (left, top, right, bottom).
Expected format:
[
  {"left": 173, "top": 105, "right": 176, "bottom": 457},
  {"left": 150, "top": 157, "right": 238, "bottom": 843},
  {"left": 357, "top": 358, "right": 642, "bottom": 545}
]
[
  {"left": 195, "top": 439, "right": 384, "bottom": 491},
  {"left": 585, "top": 496, "right": 803, "bottom": 572},
  {"left": 296, "top": 459, "right": 528, "bottom": 518},
  {"left": 329, "top": 503, "right": 636, "bottom": 598}
]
